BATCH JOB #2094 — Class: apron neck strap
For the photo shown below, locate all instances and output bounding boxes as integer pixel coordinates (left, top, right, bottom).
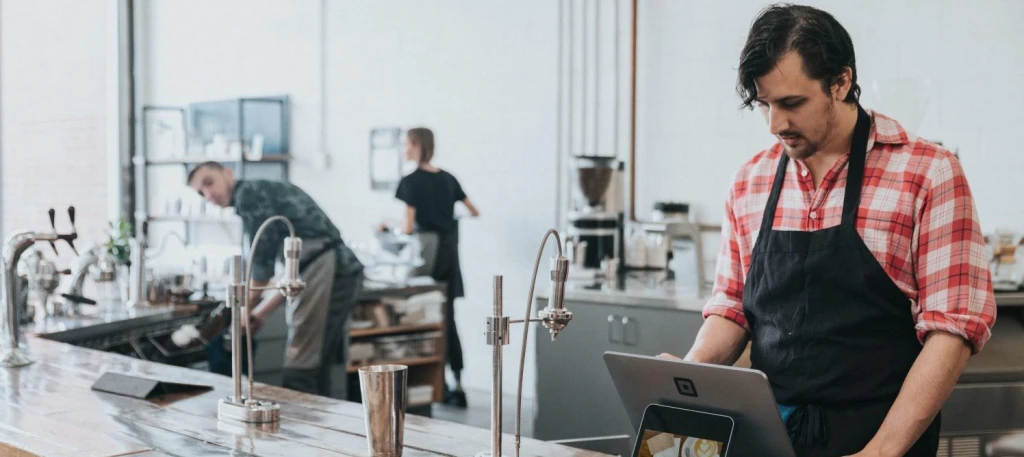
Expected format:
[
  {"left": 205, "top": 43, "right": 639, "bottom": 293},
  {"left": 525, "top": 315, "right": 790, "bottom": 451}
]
[
  {"left": 759, "top": 151, "right": 791, "bottom": 235},
  {"left": 758, "top": 105, "right": 872, "bottom": 234},
  {"left": 841, "top": 106, "right": 872, "bottom": 227}
]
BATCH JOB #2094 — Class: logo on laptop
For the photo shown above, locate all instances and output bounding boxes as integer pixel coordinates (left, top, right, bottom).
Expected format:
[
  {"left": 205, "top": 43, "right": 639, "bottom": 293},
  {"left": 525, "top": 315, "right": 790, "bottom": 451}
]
[{"left": 674, "top": 377, "right": 698, "bottom": 397}]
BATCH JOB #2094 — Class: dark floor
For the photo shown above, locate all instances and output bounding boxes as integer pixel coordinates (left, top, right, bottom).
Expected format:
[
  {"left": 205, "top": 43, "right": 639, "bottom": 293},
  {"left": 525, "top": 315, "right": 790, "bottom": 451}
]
[{"left": 427, "top": 388, "right": 536, "bottom": 439}]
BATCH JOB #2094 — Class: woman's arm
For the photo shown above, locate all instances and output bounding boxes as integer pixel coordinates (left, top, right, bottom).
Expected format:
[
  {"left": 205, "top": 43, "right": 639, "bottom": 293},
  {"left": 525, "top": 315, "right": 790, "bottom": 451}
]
[
  {"left": 403, "top": 205, "right": 416, "bottom": 235},
  {"left": 462, "top": 198, "right": 480, "bottom": 217}
]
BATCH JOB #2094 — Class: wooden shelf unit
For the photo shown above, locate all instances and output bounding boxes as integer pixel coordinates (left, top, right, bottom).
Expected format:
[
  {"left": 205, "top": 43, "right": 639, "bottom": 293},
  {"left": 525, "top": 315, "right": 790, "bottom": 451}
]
[
  {"left": 346, "top": 284, "right": 448, "bottom": 407},
  {"left": 349, "top": 322, "right": 443, "bottom": 338},
  {"left": 347, "top": 355, "right": 443, "bottom": 373}
]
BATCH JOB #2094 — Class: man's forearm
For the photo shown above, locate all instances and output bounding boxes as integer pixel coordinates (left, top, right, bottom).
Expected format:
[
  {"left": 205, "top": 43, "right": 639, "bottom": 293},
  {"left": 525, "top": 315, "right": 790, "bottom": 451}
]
[
  {"left": 253, "top": 292, "right": 285, "bottom": 319},
  {"left": 684, "top": 315, "right": 749, "bottom": 365},
  {"left": 861, "top": 331, "right": 971, "bottom": 457},
  {"left": 248, "top": 280, "right": 269, "bottom": 309}
]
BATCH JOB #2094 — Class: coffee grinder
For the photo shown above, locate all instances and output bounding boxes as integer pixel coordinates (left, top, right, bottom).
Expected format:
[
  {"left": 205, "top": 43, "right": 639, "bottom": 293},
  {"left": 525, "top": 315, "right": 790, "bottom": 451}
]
[{"left": 566, "top": 156, "right": 624, "bottom": 270}]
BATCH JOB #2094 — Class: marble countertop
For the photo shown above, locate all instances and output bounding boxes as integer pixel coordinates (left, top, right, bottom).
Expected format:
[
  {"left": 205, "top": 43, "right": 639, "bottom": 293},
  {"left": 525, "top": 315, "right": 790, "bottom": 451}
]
[{"left": 0, "top": 336, "right": 609, "bottom": 457}]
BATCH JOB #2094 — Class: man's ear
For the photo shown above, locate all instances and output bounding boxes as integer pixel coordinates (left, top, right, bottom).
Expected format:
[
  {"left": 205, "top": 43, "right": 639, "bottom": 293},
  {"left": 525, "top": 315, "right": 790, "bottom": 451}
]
[{"left": 832, "top": 67, "right": 853, "bottom": 101}]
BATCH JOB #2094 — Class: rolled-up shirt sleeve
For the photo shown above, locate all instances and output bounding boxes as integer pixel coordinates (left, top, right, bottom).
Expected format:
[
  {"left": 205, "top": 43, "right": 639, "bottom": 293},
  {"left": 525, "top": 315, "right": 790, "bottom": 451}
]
[
  {"left": 913, "top": 153, "right": 996, "bottom": 354},
  {"left": 703, "top": 188, "right": 751, "bottom": 333}
]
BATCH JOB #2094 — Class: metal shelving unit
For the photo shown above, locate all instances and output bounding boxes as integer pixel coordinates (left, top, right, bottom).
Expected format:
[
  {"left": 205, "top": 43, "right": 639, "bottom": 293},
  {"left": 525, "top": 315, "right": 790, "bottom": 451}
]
[
  {"left": 135, "top": 97, "right": 296, "bottom": 393},
  {"left": 135, "top": 96, "right": 291, "bottom": 245}
]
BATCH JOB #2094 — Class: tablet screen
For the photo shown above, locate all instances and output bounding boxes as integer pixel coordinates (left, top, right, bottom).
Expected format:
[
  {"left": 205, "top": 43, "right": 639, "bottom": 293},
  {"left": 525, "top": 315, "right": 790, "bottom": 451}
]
[
  {"left": 635, "top": 430, "right": 723, "bottom": 457},
  {"left": 632, "top": 404, "right": 733, "bottom": 457}
]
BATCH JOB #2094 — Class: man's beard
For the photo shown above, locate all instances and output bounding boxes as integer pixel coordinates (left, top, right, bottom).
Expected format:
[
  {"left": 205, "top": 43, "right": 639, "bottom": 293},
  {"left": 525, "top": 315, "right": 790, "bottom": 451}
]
[{"left": 784, "top": 99, "right": 837, "bottom": 160}]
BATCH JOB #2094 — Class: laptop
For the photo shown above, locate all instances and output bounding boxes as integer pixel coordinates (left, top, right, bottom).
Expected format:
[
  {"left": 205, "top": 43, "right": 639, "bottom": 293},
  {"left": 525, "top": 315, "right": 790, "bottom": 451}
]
[{"left": 604, "top": 351, "right": 796, "bottom": 457}]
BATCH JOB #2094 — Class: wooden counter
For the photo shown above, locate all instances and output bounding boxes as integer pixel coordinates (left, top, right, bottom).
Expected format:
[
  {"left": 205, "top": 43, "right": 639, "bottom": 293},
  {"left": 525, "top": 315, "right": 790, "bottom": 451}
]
[{"left": 0, "top": 336, "right": 609, "bottom": 457}]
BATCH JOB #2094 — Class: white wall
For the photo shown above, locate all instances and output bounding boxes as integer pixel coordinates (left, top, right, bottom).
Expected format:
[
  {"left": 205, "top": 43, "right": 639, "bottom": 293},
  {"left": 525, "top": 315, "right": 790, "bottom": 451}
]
[
  {"left": 139, "top": 0, "right": 560, "bottom": 398},
  {"left": 1, "top": 0, "right": 119, "bottom": 263},
  {"left": 139, "top": 0, "right": 1024, "bottom": 398},
  {"left": 320, "top": 1, "right": 560, "bottom": 399},
  {"left": 635, "top": 0, "right": 1024, "bottom": 234}
]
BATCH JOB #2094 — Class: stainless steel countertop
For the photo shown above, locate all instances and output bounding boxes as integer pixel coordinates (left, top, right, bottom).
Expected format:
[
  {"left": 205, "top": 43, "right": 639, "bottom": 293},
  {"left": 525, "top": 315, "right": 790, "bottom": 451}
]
[
  {"left": 22, "top": 304, "right": 205, "bottom": 342},
  {"left": 24, "top": 279, "right": 443, "bottom": 341},
  {"left": 537, "top": 273, "right": 709, "bottom": 312},
  {"left": 539, "top": 275, "right": 1024, "bottom": 384},
  {"left": 538, "top": 275, "right": 1023, "bottom": 313},
  {"left": 996, "top": 291, "right": 1024, "bottom": 307},
  {"left": 961, "top": 316, "right": 1024, "bottom": 383},
  {"left": 23, "top": 305, "right": 180, "bottom": 334}
]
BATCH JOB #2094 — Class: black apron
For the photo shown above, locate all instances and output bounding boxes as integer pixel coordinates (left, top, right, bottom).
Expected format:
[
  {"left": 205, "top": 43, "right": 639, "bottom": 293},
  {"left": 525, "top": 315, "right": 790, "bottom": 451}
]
[
  {"left": 429, "top": 221, "right": 464, "bottom": 299},
  {"left": 742, "top": 106, "right": 940, "bottom": 456}
]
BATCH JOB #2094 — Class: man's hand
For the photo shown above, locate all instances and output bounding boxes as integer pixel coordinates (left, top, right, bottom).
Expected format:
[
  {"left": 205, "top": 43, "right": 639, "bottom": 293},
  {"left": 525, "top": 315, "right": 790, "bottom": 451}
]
[
  {"left": 656, "top": 353, "right": 683, "bottom": 361},
  {"left": 241, "top": 311, "right": 265, "bottom": 335}
]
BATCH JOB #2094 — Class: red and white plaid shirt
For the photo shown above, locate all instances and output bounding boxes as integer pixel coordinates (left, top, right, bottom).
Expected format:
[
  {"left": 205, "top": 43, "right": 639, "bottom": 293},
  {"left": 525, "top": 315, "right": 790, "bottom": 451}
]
[{"left": 704, "top": 110, "right": 996, "bottom": 353}]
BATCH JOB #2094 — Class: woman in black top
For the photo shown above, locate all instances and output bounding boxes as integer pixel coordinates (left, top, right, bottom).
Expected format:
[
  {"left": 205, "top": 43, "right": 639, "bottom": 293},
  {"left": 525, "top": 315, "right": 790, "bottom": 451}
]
[{"left": 394, "top": 127, "right": 479, "bottom": 407}]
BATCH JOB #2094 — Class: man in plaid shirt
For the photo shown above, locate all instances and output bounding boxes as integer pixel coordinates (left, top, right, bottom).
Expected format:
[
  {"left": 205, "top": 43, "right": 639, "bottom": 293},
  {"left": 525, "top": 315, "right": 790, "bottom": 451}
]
[{"left": 662, "top": 5, "right": 996, "bottom": 456}]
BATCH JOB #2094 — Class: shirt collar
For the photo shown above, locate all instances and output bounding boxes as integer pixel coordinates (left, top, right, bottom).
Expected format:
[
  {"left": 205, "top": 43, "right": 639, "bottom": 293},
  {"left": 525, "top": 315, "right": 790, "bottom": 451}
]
[{"left": 866, "top": 108, "right": 909, "bottom": 151}]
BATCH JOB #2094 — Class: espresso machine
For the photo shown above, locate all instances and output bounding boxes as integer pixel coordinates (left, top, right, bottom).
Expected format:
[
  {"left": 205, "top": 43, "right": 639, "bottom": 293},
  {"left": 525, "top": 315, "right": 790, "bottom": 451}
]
[{"left": 566, "top": 156, "right": 624, "bottom": 270}]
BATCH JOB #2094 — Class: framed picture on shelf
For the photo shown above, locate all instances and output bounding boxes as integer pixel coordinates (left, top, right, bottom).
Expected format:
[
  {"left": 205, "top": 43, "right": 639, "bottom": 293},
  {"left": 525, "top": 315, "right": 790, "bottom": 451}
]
[{"left": 143, "top": 107, "right": 187, "bottom": 160}]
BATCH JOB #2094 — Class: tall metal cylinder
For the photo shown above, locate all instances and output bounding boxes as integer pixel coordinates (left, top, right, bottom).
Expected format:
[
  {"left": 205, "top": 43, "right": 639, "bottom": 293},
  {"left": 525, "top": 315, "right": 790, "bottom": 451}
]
[
  {"left": 126, "top": 238, "right": 145, "bottom": 307},
  {"left": 4, "top": 262, "right": 19, "bottom": 352},
  {"left": 2, "top": 233, "right": 35, "bottom": 368},
  {"left": 227, "top": 255, "right": 243, "bottom": 402},
  {"left": 491, "top": 275, "right": 503, "bottom": 457}
]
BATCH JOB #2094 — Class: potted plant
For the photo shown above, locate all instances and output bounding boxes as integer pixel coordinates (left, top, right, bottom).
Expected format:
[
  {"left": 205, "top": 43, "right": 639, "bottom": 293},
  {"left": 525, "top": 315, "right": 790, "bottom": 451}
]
[
  {"left": 100, "top": 220, "right": 133, "bottom": 307},
  {"left": 106, "top": 220, "right": 133, "bottom": 266}
]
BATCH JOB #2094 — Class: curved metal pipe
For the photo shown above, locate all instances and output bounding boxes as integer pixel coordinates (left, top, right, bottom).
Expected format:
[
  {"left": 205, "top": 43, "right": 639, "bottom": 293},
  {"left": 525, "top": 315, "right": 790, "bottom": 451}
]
[
  {"left": 243, "top": 215, "right": 297, "bottom": 399},
  {"left": 514, "top": 229, "right": 564, "bottom": 456}
]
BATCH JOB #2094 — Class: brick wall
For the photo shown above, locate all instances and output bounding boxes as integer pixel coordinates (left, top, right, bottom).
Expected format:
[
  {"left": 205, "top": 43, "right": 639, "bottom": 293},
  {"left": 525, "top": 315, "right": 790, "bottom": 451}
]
[{"left": 0, "top": 0, "right": 113, "bottom": 264}]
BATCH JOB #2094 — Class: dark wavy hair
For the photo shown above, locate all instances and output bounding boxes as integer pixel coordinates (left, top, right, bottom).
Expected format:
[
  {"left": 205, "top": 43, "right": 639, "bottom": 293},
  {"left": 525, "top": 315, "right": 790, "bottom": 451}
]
[{"left": 737, "top": 4, "right": 860, "bottom": 109}]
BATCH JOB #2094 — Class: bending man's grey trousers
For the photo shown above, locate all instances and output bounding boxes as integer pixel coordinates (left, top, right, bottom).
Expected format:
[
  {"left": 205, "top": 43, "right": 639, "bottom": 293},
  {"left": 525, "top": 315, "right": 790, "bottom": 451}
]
[{"left": 281, "top": 247, "right": 361, "bottom": 398}]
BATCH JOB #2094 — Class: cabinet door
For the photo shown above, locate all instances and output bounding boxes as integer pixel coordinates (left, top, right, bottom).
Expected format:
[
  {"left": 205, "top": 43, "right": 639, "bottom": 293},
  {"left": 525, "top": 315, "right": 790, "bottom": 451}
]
[
  {"left": 534, "top": 299, "right": 634, "bottom": 450},
  {"left": 619, "top": 307, "right": 704, "bottom": 359}
]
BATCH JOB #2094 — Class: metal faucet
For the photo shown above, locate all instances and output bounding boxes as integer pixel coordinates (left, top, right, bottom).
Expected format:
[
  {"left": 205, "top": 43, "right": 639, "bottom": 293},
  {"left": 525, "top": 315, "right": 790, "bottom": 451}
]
[
  {"left": 126, "top": 222, "right": 149, "bottom": 308},
  {"left": 478, "top": 229, "right": 571, "bottom": 457},
  {"left": 145, "top": 230, "right": 186, "bottom": 259},
  {"left": 55, "top": 244, "right": 101, "bottom": 314},
  {"left": 2, "top": 207, "right": 78, "bottom": 368},
  {"left": 217, "top": 215, "right": 305, "bottom": 424}
]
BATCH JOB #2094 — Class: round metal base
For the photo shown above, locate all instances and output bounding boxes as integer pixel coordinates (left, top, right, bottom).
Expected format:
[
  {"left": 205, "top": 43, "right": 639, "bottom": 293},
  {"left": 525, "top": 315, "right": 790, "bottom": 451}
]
[
  {"left": 474, "top": 452, "right": 508, "bottom": 457},
  {"left": 1, "top": 349, "right": 32, "bottom": 368},
  {"left": 217, "top": 397, "right": 281, "bottom": 424}
]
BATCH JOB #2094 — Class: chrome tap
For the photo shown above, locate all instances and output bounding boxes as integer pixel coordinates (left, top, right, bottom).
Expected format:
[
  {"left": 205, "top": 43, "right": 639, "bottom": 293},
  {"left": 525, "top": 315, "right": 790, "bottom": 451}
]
[
  {"left": 55, "top": 244, "right": 102, "bottom": 314},
  {"left": 20, "top": 249, "right": 63, "bottom": 319},
  {"left": 126, "top": 222, "right": 149, "bottom": 308},
  {"left": 478, "top": 229, "right": 571, "bottom": 457},
  {"left": 217, "top": 215, "right": 305, "bottom": 424},
  {"left": 2, "top": 207, "right": 78, "bottom": 368},
  {"left": 145, "top": 230, "right": 185, "bottom": 259}
]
